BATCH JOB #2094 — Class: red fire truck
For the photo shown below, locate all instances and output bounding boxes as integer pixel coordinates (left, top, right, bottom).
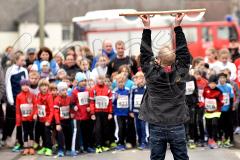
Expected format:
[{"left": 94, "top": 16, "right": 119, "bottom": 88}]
[{"left": 73, "top": 9, "right": 240, "bottom": 58}]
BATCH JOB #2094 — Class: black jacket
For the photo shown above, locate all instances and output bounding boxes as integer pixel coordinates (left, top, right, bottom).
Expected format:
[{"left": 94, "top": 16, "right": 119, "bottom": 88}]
[{"left": 139, "top": 26, "right": 192, "bottom": 125}]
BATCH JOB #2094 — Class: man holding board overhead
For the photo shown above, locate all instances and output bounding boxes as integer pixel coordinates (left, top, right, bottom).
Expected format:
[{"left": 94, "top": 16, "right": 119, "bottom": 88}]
[{"left": 139, "top": 13, "right": 191, "bottom": 160}]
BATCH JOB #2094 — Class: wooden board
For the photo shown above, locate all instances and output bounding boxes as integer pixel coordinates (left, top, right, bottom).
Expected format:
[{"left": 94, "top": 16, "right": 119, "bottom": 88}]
[{"left": 119, "top": 8, "right": 206, "bottom": 17}]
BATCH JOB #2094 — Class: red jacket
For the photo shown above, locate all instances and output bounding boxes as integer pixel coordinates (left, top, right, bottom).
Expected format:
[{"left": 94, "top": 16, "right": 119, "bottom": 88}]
[
  {"left": 54, "top": 95, "right": 71, "bottom": 124},
  {"left": 196, "top": 77, "right": 208, "bottom": 107},
  {"left": 71, "top": 87, "right": 91, "bottom": 120},
  {"left": 36, "top": 92, "right": 54, "bottom": 123},
  {"left": 203, "top": 86, "right": 223, "bottom": 113},
  {"left": 234, "top": 58, "right": 240, "bottom": 88},
  {"left": 16, "top": 91, "right": 37, "bottom": 126},
  {"left": 90, "top": 84, "right": 112, "bottom": 114}
]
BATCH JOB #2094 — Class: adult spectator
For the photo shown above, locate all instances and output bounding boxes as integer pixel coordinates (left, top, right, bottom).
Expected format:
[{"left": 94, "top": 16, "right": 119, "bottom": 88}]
[
  {"left": 106, "top": 40, "right": 137, "bottom": 78},
  {"left": 0, "top": 65, "right": 5, "bottom": 146},
  {"left": 229, "top": 37, "right": 240, "bottom": 62},
  {"left": 63, "top": 54, "right": 80, "bottom": 79},
  {"left": 91, "top": 40, "right": 116, "bottom": 69},
  {"left": 25, "top": 48, "right": 37, "bottom": 69},
  {"left": 1, "top": 46, "right": 14, "bottom": 72},
  {"left": 34, "top": 47, "right": 59, "bottom": 76},
  {"left": 54, "top": 52, "right": 64, "bottom": 68}
]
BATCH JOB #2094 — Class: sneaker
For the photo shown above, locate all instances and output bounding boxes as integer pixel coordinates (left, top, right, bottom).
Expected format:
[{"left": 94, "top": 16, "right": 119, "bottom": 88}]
[
  {"left": 234, "top": 127, "right": 240, "bottom": 134},
  {"left": 45, "top": 148, "right": 53, "bottom": 156},
  {"left": 217, "top": 140, "right": 223, "bottom": 148},
  {"left": 70, "top": 150, "right": 78, "bottom": 157},
  {"left": 208, "top": 139, "right": 218, "bottom": 149},
  {"left": 12, "top": 143, "right": 22, "bottom": 152},
  {"left": 37, "top": 147, "right": 46, "bottom": 155},
  {"left": 138, "top": 143, "right": 146, "bottom": 150},
  {"left": 96, "top": 146, "right": 102, "bottom": 153},
  {"left": 102, "top": 146, "right": 110, "bottom": 152},
  {"left": 57, "top": 150, "right": 64, "bottom": 157},
  {"left": 33, "top": 143, "right": 39, "bottom": 150},
  {"left": 223, "top": 139, "right": 233, "bottom": 148},
  {"left": 29, "top": 148, "right": 35, "bottom": 155},
  {"left": 125, "top": 143, "right": 133, "bottom": 149},
  {"left": 115, "top": 145, "right": 125, "bottom": 151},
  {"left": 86, "top": 147, "right": 95, "bottom": 153},
  {"left": 52, "top": 144, "right": 58, "bottom": 154},
  {"left": 110, "top": 142, "right": 117, "bottom": 149},
  {"left": 188, "top": 140, "right": 196, "bottom": 149},
  {"left": 22, "top": 148, "right": 29, "bottom": 155}
]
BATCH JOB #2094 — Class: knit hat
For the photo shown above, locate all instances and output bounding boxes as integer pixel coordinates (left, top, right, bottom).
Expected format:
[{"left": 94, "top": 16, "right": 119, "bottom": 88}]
[
  {"left": 20, "top": 79, "right": 30, "bottom": 86},
  {"left": 208, "top": 75, "right": 218, "bottom": 84},
  {"left": 75, "top": 72, "right": 87, "bottom": 83},
  {"left": 57, "top": 82, "right": 68, "bottom": 91},
  {"left": 40, "top": 61, "right": 50, "bottom": 68}
]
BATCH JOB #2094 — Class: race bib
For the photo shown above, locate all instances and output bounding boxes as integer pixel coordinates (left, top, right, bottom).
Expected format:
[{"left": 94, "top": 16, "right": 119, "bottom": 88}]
[
  {"left": 223, "top": 93, "right": 230, "bottom": 106},
  {"left": 77, "top": 92, "right": 89, "bottom": 105},
  {"left": 198, "top": 89, "right": 204, "bottom": 103},
  {"left": 205, "top": 98, "right": 217, "bottom": 112},
  {"left": 38, "top": 105, "right": 46, "bottom": 118},
  {"left": 117, "top": 95, "right": 129, "bottom": 108},
  {"left": 60, "top": 106, "right": 70, "bottom": 119},
  {"left": 185, "top": 81, "right": 195, "bottom": 95},
  {"left": 134, "top": 94, "right": 143, "bottom": 108},
  {"left": 95, "top": 96, "right": 109, "bottom": 109},
  {"left": 20, "top": 104, "right": 33, "bottom": 117}
]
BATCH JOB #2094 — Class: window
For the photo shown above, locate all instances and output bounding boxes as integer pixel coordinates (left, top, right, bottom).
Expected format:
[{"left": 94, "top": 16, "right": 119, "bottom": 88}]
[
  {"left": 183, "top": 27, "right": 197, "bottom": 43},
  {"left": 217, "top": 26, "right": 238, "bottom": 40},
  {"left": 62, "top": 25, "right": 72, "bottom": 41},
  {"left": 217, "top": 26, "right": 229, "bottom": 40},
  {"left": 201, "top": 27, "right": 213, "bottom": 42}
]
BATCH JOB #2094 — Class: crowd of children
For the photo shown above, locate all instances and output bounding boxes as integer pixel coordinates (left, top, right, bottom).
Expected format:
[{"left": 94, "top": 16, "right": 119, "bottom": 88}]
[{"left": 1, "top": 38, "right": 240, "bottom": 157}]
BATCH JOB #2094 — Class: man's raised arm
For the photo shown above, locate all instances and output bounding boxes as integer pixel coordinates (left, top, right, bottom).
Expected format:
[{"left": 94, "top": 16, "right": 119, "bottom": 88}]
[
  {"left": 139, "top": 15, "right": 154, "bottom": 73},
  {"left": 174, "top": 13, "right": 192, "bottom": 70}
]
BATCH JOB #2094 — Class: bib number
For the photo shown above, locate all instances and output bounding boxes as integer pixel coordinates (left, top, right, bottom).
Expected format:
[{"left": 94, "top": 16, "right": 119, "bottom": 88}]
[
  {"left": 134, "top": 94, "right": 143, "bottom": 108},
  {"left": 223, "top": 93, "right": 230, "bottom": 106},
  {"left": 95, "top": 96, "right": 109, "bottom": 109},
  {"left": 198, "top": 89, "right": 204, "bottom": 103},
  {"left": 185, "top": 81, "right": 195, "bottom": 95},
  {"left": 205, "top": 98, "right": 217, "bottom": 112},
  {"left": 77, "top": 92, "right": 89, "bottom": 105},
  {"left": 20, "top": 104, "right": 33, "bottom": 117},
  {"left": 38, "top": 105, "right": 46, "bottom": 118},
  {"left": 60, "top": 106, "right": 70, "bottom": 119},
  {"left": 117, "top": 95, "right": 128, "bottom": 108}
]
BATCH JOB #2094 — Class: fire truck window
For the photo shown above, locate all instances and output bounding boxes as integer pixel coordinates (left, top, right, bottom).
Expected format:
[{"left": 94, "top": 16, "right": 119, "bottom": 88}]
[
  {"left": 202, "top": 27, "right": 212, "bottom": 42},
  {"left": 217, "top": 26, "right": 229, "bottom": 40},
  {"left": 183, "top": 27, "right": 197, "bottom": 43}
]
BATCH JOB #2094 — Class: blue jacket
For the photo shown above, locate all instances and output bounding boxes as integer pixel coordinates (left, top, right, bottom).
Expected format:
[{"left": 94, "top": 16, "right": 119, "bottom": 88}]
[
  {"left": 34, "top": 59, "right": 59, "bottom": 75},
  {"left": 113, "top": 87, "right": 130, "bottom": 116},
  {"left": 217, "top": 83, "right": 234, "bottom": 112},
  {"left": 130, "top": 86, "right": 146, "bottom": 113},
  {"left": 91, "top": 49, "right": 116, "bottom": 70}
]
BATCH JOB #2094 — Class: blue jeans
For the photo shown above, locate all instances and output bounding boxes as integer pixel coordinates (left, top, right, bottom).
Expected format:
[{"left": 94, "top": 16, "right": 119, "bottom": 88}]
[{"left": 149, "top": 123, "right": 189, "bottom": 160}]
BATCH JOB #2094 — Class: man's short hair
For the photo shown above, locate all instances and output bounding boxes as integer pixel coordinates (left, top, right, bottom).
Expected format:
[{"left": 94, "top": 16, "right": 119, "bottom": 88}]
[{"left": 115, "top": 40, "right": 125, "bottom": 48}]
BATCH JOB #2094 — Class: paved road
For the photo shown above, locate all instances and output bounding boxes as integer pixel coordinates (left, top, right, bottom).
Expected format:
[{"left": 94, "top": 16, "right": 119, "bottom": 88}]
[{"left": 1, "top": 147, "right": 240, "bottom": 160}]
